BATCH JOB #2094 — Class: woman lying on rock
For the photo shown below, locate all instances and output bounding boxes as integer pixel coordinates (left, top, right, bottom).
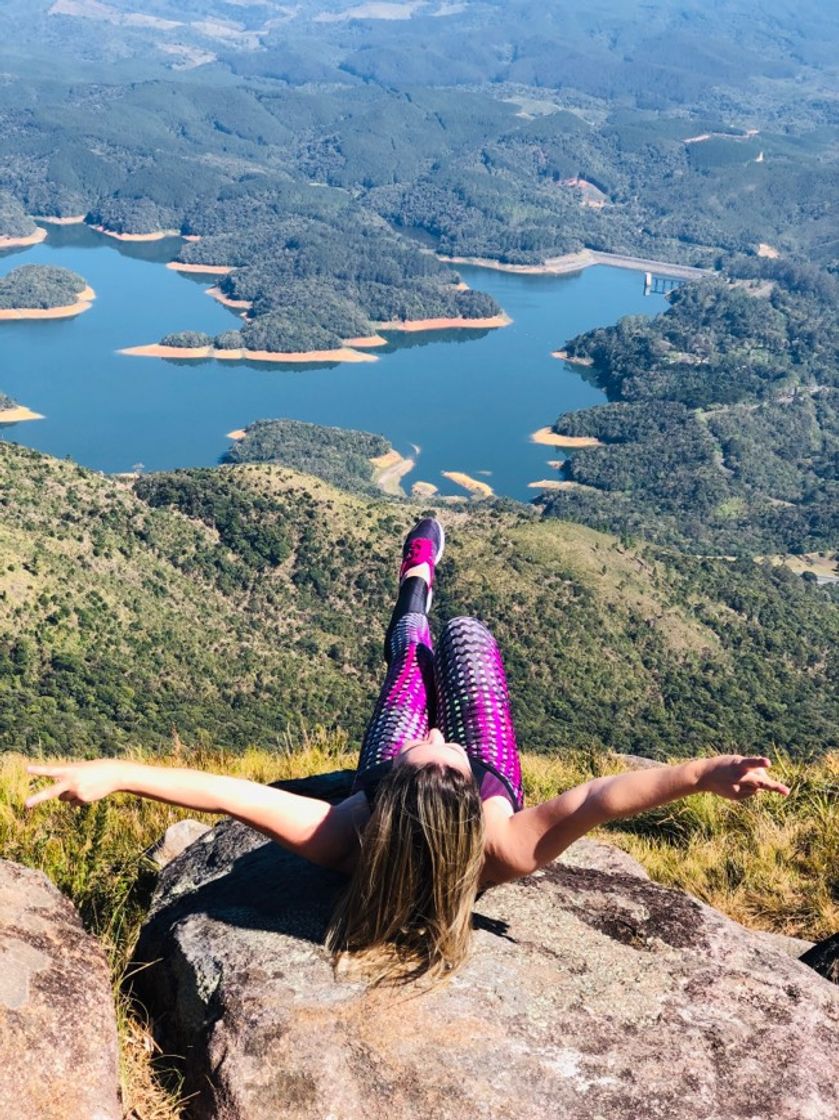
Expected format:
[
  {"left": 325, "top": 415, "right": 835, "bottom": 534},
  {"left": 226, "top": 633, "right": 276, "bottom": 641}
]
[{"left": 26, "top": 518, "right": 790, "bottom": 986}]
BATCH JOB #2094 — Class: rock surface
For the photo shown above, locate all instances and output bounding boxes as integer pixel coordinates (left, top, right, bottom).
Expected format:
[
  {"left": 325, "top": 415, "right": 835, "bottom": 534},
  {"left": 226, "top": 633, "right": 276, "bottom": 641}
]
[
  {"left": 133, "top": 771, "right": 839, "bottom": 1120},
  {"left": 146, "top": 817, "right": 212, "bottom": 868},
  {"left": 0, "top": 859, "right": 122, "bottom": 1120},
  {"left": 801, "top": 933, "right": 839, "bottom": 985}
]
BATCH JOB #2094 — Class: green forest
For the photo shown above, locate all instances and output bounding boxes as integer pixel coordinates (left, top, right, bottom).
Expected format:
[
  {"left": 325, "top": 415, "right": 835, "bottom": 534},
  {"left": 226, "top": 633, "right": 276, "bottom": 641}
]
[
  {"left": 223, "top": 419, "right": 391, "bottom": 492},
  {"left": 0, "top": 264, "right": 87, "bottom": 310},
  {"left": 541, "top": 262, "right": 839, "bottom": 554}
]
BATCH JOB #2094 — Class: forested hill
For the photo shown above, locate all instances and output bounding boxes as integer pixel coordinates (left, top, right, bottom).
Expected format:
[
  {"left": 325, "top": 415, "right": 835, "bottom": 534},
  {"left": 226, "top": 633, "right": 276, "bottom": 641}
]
[
  {"left": 541, "top": 260, "right": 839, "bottom": 555},
  {"left": 0, "top": 442, "right": 834, "bottom": 760}
]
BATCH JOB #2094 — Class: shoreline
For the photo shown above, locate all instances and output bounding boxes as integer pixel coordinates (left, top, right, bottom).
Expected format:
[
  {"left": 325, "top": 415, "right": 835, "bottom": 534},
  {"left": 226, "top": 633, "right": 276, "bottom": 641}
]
[
  {"left": 0, "top": 227, "right": 48, "bottom": 250},
  {"left": 119, "top": 342, "right": 378, "bottom": 364},
  {"left": 377, "top": 313, "right": 511, "bottom": 332},
  {"left": 32, "top": 215, "right": 86, "bottom": 226},
  {"left": 0, "top": 404, "right": 44, "bottom": 424},
  {"left": 206, "top": 286, "right": 252, "bottom": 311},
  {"left": 530, "top": 427, "right": 603, "bottom": 448},
  {"left": 529, "top": 479, "right": 597, "bottom": 492},
  {"left": 0, "top": 285, "right": 96, "bottom": 320},
  {"left": 441, "top": 470, "right": 494, "bottom": 498},
  {"left": 439, "top": 249, "right": 711, "bottom": 281},
  {"left": 92, "top": 225, "right": 180, "bottom": 242},
  {"left": 226, "top": 429, "right": 247, "bottom": 441},
  {"left": 552, "top": 348, "right": 594, "bottom": 366},
  {"left": 411, "top": 480, "right": 439, "bottom": 498},
  {"left": 344, "top": 334, "right": 388, "bottom": 348},
  {"left": 370, "top": 449, "right": 415, "bottom": 496},
  {"left": 168, "top": 262, "right": 234, "bottom": 276}
]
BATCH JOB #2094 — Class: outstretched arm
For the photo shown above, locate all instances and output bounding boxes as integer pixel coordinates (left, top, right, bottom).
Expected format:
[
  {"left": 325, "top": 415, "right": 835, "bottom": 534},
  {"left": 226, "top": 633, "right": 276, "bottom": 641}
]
[
  {"left": 484, "top": 755, "right": 789, "bottom": 886},
  {"left": 25, "top": 759, "right": 363, "bottom": 870}
]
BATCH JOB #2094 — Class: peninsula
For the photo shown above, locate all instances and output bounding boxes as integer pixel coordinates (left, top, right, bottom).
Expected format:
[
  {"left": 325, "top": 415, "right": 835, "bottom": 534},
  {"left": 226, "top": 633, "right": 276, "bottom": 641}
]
[
  {"left": 0, "top": 227, "right": 47, "bottom": 250},
  {"left": 0, "top": 394, "right": 43, "bottom": 423},
  {"left": 120, "top": 343, "right": 376, "bottom": 365},
  {"left": 530, "top": 427, "right": 603, "bottom": 448},
  {"left": 377, "top": 313, "right": 511, "bottom": 332},
  {"left": 91, "top": 225, "right": 180, "bottom": 242},
  {"left": 441, "top": 471, "right": 494, "bottom": 497},
  {"left": 0, "top": 265, "right": 94, "bottom": 319}
]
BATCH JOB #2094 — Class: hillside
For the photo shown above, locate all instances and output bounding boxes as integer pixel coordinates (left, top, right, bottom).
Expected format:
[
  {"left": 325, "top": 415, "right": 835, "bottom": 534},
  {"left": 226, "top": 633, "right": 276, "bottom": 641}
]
[
  {"left": 542, "top": 262, "right": 839, "bottom": 555},
  {"left": 0, "top": 441, "right": 835, "bottom": 758}
]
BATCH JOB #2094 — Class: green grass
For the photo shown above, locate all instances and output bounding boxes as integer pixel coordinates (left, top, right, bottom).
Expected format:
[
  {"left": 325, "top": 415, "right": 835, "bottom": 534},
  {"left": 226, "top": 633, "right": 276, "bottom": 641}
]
[{"left": 3, "top": 738, "right": 836, "bottom": 1118}]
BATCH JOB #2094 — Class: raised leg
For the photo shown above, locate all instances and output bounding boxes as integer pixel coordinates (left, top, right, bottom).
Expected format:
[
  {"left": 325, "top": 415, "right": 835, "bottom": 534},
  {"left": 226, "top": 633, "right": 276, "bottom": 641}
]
[
  {"left": 354, "top": 606, "right": 436, "bottom": 778},
  {"left": 434, "top": 616, "right": 524, "bottom": 810}
]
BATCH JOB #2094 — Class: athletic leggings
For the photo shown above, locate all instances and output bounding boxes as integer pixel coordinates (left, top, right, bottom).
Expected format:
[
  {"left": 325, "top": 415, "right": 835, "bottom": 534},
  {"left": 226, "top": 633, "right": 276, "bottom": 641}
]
[{"left": 353, "top": 612, "right": 524, "bottom": 810}]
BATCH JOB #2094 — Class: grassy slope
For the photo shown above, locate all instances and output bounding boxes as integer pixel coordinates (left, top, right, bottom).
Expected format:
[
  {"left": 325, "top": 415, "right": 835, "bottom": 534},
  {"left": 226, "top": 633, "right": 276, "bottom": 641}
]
[{"left": 0, "top": 441, "right": 835, "bottom": 757}]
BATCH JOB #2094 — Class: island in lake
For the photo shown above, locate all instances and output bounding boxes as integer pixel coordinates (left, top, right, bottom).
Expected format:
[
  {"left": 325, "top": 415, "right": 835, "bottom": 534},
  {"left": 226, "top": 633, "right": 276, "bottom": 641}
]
[
  {"left": 0, "top": 264, "right": 94, "bottom": 319},
  {"left": 0, "top": 392, "right": 43, "bottom": 423}
]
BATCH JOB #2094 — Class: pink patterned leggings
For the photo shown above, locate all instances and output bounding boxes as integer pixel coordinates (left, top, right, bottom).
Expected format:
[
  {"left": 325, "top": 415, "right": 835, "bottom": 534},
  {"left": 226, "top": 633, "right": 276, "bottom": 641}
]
[{"left": 353, "top": 613, "right": 524, "bottom": 810}]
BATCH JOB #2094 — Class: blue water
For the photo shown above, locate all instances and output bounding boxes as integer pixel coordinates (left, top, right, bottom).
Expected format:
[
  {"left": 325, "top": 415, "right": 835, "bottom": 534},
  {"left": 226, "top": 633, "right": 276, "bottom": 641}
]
[{"left": 0, "top": 224, "right": 668, "bottom": 499}]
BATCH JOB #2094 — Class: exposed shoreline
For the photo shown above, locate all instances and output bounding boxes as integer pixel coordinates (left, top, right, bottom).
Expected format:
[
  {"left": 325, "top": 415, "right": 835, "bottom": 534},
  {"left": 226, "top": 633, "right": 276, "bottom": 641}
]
[
  {"left": 226, "top": 429, "right": 247, "bottom": 441},
  {"left": 552, "top": 349, "right": 594, "bottom": 366},
  {"left": 441, "top": 470, "right": 494, "bottom": 498},
  {"left": 32, "top": 215, "right": 86, "bottom": 226},
  {"left": 344, "top": 334, "right": 388, "bottom": 348},
  {"left": 206, "top": 286, "right": 252, "bottom": 310},
  {"left": 92, "top": 225, "right": 180, "bottom": 242},
  {"left": 411, "top": 480, "right": 439, "bottom": 498},
  {"left": 0, "top": 227, "right": 48, "bottom": 250},
  {"left": 167, "top": 262, "right": 234, "bottom": 276},
  {"left": 0, "top": 404, "right": 45, "bottom": 423},
  {"left": 530, "top": 427, "right": 603, "bottom": 448},
  {"left": 439, "top": 249, "right": 711, "bottom": 281},
  {"left": 528, "top": 479, "right": 567, "bottom": 490},
  {"left": 377, "top": 313, "right": 511, "bottom": 332},
  {"left": 0, "top": 285, "right": 96, "bottom": 320},
  {"left": 119, "top": 342, "right": 378, "bottom": 364},
  {"left": 370, "top": 449, "right": 415, "bottom": 496},
  {"left": 529, "top": 479, "right": 597, "bottom": 492}
]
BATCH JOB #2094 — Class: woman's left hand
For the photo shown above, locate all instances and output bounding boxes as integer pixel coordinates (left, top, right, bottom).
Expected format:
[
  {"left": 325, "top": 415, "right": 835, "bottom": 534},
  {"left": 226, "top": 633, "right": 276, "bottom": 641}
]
[{"left": 698, "top": 755, "right": 790, "bottom": 801}]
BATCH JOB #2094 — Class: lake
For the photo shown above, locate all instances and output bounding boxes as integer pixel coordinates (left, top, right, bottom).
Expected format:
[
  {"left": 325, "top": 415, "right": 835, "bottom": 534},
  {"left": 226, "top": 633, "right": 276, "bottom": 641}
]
[{"left": 0, "top": 223, "right": 668, "bottom": 500}]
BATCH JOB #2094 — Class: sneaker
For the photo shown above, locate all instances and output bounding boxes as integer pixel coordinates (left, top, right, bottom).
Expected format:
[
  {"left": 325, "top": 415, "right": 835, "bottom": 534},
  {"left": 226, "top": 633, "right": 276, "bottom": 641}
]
[{"left": 399, "top": 517, "right": 445, "bottom": 610}]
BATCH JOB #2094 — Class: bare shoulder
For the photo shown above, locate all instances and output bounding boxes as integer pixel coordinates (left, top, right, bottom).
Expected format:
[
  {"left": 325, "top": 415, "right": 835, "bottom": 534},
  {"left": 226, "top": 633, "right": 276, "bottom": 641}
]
[
  {"left": 326, "top": 790, "right": 370, "bottom": 874},
  {"left": 480, "top": 797, "right": 520, "bottom": 888}
]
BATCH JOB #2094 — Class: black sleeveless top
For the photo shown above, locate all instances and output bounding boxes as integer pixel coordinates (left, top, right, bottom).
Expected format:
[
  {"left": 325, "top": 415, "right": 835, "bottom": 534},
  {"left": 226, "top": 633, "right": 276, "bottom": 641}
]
[{"left": 353, "top": 757, "right": 521, "bottom": 813}]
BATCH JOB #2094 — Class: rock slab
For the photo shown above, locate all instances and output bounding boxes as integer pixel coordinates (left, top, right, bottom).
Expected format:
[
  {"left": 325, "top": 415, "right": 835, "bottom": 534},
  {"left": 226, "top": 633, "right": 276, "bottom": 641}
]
[
  {"left": 0, "top": 858, "right": 122, "bottom": 1120},
  {"left": 133, "top": 771, "right": 839, "bottom": 1120}
]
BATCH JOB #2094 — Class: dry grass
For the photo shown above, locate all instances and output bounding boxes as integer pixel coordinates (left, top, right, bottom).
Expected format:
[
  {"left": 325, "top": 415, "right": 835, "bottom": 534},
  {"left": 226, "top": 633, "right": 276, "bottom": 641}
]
[{"left": 2, "top": 737, "right": 836, "bottom": 1118}]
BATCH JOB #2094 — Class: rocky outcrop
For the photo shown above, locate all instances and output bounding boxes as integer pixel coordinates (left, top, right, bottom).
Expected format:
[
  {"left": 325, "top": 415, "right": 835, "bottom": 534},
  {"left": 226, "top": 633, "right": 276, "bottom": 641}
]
[
  {"left": 0, "top": 859, "right": 122, "bottom": 1120},
  {"left": 145, "top": 817, "right": 212, "bottom": 869},
  {"left": 801, "top": 934, "right": 839, "bottom": 985},
  {"left": 133, "top": 771, "right": 839, "bottom": 1120}
]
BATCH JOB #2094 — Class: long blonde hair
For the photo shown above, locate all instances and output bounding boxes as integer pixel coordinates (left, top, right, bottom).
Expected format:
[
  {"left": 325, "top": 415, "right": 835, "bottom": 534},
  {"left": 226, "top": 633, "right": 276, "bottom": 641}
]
[{"left": 326, "top": 762, "right": 485, "bottom": 986}]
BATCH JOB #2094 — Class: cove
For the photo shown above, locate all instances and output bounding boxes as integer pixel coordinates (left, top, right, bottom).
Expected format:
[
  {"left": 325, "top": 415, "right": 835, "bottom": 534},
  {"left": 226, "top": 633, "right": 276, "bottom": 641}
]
[{"left": 0, "top": 224, "right": 669, "bottom": 500}]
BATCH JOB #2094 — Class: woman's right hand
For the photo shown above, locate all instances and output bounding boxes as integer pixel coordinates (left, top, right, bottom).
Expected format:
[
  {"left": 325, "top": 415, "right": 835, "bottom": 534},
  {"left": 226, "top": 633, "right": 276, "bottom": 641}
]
[{"left": 25, "top": 759, "right": 125, "bottom": 809}]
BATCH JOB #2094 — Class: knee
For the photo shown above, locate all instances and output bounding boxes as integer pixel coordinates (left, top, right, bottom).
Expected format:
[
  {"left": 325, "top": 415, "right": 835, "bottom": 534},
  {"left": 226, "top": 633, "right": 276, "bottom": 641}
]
[{"left": 441, "top": 616, "right": 492, "bottom": 641}]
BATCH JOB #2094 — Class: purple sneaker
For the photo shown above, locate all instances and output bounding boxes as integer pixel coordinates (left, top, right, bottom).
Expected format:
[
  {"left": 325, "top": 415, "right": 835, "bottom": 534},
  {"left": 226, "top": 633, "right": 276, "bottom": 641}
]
[{"left": 399, "top": 518, "right": 445, "bottom": 610}]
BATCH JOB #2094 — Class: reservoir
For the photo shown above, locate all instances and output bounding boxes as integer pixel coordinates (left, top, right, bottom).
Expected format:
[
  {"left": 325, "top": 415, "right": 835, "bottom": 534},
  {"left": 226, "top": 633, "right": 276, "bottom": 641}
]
[{"left": 0, "top": 223, "right": 668, "bottom": 499}]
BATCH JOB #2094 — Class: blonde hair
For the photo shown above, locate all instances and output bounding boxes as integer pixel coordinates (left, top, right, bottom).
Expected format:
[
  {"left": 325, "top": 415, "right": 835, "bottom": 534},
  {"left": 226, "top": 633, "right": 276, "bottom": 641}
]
[{"left": 326, "top": 762, "right": 485, "bottom": 986}]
